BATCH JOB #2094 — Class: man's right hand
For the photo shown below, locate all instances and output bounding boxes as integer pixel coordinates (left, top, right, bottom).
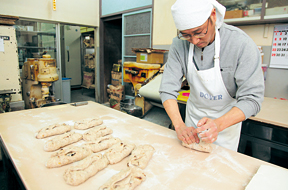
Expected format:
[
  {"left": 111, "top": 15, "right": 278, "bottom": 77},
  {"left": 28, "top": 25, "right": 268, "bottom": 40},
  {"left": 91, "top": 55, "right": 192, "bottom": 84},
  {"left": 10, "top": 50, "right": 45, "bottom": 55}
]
[{"left": 175, "top": 123, "right": 199, "bottom": 144}]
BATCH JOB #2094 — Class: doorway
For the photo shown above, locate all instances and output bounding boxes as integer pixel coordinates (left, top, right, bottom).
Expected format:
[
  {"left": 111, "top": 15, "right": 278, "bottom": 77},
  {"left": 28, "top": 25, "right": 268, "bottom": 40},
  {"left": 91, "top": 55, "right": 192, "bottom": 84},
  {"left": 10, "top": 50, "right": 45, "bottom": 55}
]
[
  {"left": 101, "top": 17, "right": 122, "bottom": 103},
  {"left": 60, "top": 25, "right": 97, "bottom": 103}
]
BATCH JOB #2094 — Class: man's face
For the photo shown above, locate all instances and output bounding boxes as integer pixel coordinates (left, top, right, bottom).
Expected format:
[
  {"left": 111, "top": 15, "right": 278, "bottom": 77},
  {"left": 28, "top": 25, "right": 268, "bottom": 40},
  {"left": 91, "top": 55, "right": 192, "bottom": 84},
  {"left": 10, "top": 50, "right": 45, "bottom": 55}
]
[{"left": 180, "top": 18, "right": 215, "bottom": 48}]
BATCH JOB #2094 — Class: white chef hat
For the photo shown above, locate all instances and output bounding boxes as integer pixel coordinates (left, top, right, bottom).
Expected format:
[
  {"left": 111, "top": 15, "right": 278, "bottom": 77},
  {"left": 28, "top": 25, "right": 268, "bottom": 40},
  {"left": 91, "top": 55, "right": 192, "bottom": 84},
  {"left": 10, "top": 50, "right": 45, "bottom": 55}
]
[{"left": 171, "top": 0, "right": 226, "bottom": 31}]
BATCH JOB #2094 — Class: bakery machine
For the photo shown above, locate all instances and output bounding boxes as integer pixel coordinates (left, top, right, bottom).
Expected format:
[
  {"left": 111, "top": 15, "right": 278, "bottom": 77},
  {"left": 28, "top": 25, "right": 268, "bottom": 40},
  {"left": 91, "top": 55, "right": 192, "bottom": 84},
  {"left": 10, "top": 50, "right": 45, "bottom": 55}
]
[
  {"left": 22, "top": 54, "right": 59, "bottom": 108},
  {"left": 0, "top": 16, "right": 24, "bottom": 113},
  {"left": 122, "top": 48, "right": 168, "bottom": 116}
]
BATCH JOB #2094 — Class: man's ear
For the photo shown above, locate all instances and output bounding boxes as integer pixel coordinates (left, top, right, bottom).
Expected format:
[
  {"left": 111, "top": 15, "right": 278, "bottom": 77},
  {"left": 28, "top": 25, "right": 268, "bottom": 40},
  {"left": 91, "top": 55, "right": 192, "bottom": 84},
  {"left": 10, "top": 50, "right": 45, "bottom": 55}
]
[{"left": 211, "top": 8, "right": 217, "bottom": 23}]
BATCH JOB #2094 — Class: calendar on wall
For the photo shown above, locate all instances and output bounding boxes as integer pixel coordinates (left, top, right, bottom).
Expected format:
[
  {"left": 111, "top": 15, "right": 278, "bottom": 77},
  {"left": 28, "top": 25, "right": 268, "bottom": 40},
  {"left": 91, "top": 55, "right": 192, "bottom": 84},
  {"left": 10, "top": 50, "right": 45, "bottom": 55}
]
[{"left": 270, "top": 24, "right": 288, "bottom": 69}]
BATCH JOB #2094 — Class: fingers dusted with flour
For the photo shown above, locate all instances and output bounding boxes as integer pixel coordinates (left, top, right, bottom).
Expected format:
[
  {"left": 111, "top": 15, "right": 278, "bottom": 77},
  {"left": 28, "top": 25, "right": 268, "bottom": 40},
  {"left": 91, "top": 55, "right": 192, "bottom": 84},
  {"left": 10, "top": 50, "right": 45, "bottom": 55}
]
[{"left": 196, "top": 117, "right": 219, "bottom": 143}]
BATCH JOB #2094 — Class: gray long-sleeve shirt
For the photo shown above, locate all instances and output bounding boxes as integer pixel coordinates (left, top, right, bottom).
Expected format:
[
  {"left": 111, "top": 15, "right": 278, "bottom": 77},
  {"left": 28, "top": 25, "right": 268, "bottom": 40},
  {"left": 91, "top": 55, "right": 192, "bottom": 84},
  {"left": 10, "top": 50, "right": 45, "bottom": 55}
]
[{"left": 159, "top": 23, "right": 264, "bottom": 119}]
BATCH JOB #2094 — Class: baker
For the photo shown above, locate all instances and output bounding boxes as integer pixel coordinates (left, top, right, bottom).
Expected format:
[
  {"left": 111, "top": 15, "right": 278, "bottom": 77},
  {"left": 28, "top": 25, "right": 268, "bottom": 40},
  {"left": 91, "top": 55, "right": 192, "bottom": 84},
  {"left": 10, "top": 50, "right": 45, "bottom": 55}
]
[{"left": 159, "top": 0, "right": 264, "bottom": 151}]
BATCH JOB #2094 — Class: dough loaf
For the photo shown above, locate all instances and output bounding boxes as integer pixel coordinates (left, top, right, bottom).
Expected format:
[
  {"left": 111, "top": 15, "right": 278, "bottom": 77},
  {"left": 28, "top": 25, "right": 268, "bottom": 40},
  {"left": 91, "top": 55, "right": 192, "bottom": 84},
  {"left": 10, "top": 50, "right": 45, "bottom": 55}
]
[
  {"left": 83, "top": 125, "right": 113, "bottom": 141},
  {"left": 46, "top": 146, "right": 92, "bottom": 168},
  {"left": 36, "top": 123, "right": 71, "bottom": 139},
  {"left": 83, "top": 135, "right": 121, "bottom": 153},
  {"left": 74, "top": 117, "right": 103, "bottom": 130},
  {"left": 44, "top": 132, "right": 83, "bottom": 152},
  {"left": 63, "top": 153, "right": 109, "bottom": 186},
  {"left": 104, "top": 142, "right": 135, "bottom": 164},
  {"left": 182, "top": 140, "right": 212, "bottom": 153},
  {"left": 98, "top": 166, "right": 146, "bottom": 190},
  {"left": 127, "top": 145, "right": 155, "bottom": 169}
]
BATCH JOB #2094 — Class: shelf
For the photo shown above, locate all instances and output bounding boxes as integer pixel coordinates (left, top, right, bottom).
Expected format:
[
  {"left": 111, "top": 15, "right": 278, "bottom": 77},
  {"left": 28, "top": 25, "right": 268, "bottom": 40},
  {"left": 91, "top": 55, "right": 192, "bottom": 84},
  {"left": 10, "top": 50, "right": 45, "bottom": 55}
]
[
  {"left": 16, "top": 30, "right": 56, "bottom": 36},
  {"left": 225, "top": 16, "right": 261, "bottom": 23},
  {"left": 264, "top": 14, "right": 288, "bottom": 20},
  {"left": 222, "top": 0, "right": 288, "bottom": 26},
  {"left": 18, "top": 46, "right": 56, "bottom": 50}
]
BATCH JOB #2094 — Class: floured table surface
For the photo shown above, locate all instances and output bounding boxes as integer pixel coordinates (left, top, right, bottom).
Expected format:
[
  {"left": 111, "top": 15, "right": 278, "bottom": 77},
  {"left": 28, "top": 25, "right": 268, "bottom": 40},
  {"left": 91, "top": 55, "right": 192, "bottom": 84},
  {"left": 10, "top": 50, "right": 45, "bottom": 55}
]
[{"left": 0, "top": 101, "right": 284, "bottom": 190}]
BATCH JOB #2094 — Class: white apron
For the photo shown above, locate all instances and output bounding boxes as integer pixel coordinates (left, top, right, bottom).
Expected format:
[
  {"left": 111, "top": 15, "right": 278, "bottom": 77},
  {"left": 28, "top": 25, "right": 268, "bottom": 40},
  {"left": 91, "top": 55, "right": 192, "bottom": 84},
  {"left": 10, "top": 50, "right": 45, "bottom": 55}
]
[{"left": 185, "top": 29, "right": 241, "bottom": 151}]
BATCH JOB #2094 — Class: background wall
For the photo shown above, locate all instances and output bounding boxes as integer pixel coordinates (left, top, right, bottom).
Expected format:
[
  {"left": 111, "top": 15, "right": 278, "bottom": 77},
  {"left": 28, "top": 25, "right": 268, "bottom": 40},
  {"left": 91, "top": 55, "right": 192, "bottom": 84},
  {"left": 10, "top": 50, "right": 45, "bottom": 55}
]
[
  {"left": 238, "top": 24, "right": 288, "bottom": 100},
  {"left": 152, "top": 0, "right": 288, "bottom": 99},
  {"left": 153, "top": 0, "right": 176, "bottom": 48},
  {"left": 0, "top": 0, "right": 99, "bottom": 27}
]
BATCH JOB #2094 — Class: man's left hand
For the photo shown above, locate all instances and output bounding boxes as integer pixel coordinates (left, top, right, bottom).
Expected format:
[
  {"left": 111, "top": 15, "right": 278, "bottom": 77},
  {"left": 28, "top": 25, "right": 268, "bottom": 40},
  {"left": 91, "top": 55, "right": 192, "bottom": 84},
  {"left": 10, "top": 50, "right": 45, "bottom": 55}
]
[{"left": 195, "top": 117, "right": 219, "bottom": 143}]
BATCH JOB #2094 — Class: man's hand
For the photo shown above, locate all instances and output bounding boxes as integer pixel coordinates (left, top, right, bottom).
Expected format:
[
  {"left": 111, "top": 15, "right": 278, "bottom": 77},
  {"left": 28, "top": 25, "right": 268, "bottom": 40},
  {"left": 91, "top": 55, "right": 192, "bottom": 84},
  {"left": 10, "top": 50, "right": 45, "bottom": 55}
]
[
  {"left": 195, "top": 117, "right": 219, "bottom": 143},
  {"left": 175, "top": 123, "right": 199, "bottom": 144}
]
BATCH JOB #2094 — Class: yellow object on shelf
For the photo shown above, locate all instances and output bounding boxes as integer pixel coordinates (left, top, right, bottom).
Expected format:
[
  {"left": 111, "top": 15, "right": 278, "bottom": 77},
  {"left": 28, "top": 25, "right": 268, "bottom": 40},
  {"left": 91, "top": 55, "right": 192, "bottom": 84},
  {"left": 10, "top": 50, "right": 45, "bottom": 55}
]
[
  {"left": 177, "top": 90, "right": 190, "bottom": 102},
  {"left": 123, "top": 62, "right": 160, "bottom": 88}
]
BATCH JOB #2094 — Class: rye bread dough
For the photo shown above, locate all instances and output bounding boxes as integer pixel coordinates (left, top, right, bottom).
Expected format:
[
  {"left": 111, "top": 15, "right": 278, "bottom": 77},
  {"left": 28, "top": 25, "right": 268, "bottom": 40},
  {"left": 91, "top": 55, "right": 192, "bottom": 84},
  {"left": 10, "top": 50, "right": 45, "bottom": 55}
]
[
  {"left": 98, "top": 166, "right": 146, "bottom": 190},
  {"left": 74, "top": 117, "right": 103, "bottom": 130},
  {"left": 104, "top": 142, "right": 135, "bottom": 164},
  {"left": 127, "top": 145, "right": 155, "bottom": 169},
  {"left": 83, "top": 135, "right": 121, "bottom": 153},
  {"left": 44, "top": 132, "right": 83, "bottom": 152},
  {"left": 46, "top": 146, "right": 92, "bottom": 168},
  {"left": 83, "top": 125, "right": 113, "bottom": 141},
  {"left": 182, "top": 140, "right": 212, "bottom": 153},
  {"left": 63, "top": 153, "right": 109, "bottom": 186},
  {"left": 36, "top": 123, "right": 71, "bottom": 139}
]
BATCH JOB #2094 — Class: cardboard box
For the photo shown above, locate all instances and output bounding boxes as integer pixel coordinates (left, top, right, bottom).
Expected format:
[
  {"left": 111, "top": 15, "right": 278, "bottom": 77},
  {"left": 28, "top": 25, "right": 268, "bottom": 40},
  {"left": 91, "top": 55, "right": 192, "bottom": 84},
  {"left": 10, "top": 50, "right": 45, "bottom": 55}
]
[
  {"left": 243, "top": 10, "right": 254, "bottom": 17},
  {"left": 224, "top": 10, "right": 243, "bottom": 19},
  {"left": 132, "top": 48, "right": 168, "bottom": 64},
  {"left": 265, "top": 6, "right": 288, "bottom": 16},
  {"left": 136, "top": 52, "right": 164, "bottom": 64}
]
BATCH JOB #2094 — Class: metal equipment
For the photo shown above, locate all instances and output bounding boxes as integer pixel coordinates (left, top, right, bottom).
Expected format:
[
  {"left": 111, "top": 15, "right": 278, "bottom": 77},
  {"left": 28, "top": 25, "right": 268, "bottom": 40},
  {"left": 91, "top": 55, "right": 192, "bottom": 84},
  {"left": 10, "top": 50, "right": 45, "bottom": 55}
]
[
  {"left": 22, "top": 54, "right": 59, "bottom": 108},
  {"left": 0, "top": 22, "right": 24, "bottom": 113}
]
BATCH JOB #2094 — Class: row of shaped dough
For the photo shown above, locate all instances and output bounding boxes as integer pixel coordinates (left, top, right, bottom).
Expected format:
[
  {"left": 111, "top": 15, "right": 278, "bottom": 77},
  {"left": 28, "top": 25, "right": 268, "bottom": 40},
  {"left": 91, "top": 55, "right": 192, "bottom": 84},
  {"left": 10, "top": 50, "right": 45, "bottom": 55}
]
[
  {"left": 36, "top": 117, "right": 104, "bottom": 139},
  {"left": 44, "top": 125, "right": 113, "bottom": 152},
  {"left": 35, "top": 118, "right": 154, "bottom": 188},
  {"left": 56, "top": 142, "right": 154, "bottom": 186}
]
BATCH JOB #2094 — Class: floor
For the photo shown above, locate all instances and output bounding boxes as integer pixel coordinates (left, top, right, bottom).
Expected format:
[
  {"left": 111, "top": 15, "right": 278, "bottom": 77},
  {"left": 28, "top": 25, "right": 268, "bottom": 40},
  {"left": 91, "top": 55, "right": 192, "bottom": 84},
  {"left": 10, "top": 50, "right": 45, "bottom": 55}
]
[
  {"left": 71, "top": 87, "right": 172, "bottom": 129},
  {"left": 71, "top": 87, "right": 96, "bottom": 103}
]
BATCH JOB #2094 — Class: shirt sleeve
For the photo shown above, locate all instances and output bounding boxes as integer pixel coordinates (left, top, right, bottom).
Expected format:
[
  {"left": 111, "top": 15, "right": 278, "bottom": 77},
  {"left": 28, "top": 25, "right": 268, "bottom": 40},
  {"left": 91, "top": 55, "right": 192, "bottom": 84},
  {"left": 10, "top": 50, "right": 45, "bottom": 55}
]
[
  {"left": 234, "top": 37, "right": 265, "bottom": 119},
  {"left": 159, "top": 38, "right": 185, "bottom": 103}
]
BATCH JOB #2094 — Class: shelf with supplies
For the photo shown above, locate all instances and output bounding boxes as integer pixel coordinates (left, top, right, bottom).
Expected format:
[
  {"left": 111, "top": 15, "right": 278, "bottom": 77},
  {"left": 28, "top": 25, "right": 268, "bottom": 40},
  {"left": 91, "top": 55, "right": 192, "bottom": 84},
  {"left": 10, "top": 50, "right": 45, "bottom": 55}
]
[
  {"left": 221, "top": 0, "right": 288, "bottom": 26},
  {"left": 80, "top": 28, "right": 96, "bottom": 90},
  {"left": 14, "top": 20, "right": 57, "bottom": 69}
]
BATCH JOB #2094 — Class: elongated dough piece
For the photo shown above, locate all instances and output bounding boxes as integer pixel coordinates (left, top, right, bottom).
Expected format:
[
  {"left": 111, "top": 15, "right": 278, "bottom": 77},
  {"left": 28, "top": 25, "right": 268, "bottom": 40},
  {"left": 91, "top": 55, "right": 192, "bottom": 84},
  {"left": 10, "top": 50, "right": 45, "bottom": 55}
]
[
  {"left": 74, "top": 117, "right": 103, "bottom": 130},
  {"left": 83, "top": 135, "right": 121, "bottom": 153},
  {"left": 46, "top": 146, "right": 92, "bottom": 168},
  {"left": 36, "top": 123, "right": 71, "bottom": 139},
  {"left": 44, "top": 132, "right": 83, "bottom": 152},
  {"left": 98, "top": 166, "right": 146, "bottom": 190},
  {"left": 182, "top": 139, "right": 212, "bottom": 153},
  {"left": 83, "top": 125, "right": 113, "bottom": 141},
  {"left": 127, "top": 145, "right": 155, "bottom": 169},
  {"left": 104, "top": 142, "right": 135, "bottom": 164},
  {"left": 64, "top": 153, "right": 109, "bottom": 186}
]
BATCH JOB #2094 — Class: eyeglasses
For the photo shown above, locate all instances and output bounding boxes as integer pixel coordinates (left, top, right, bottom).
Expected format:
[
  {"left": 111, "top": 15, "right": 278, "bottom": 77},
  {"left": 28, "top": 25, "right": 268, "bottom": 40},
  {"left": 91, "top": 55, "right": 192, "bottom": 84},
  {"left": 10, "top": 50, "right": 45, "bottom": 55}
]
[{"left": 177, "top": 18, "right": 210, "bottom": 40}]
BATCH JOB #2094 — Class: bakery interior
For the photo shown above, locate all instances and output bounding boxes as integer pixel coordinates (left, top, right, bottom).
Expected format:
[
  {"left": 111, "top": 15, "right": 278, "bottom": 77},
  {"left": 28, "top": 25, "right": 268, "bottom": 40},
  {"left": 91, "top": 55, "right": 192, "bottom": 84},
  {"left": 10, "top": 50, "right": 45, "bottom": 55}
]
[{"left": 1, "top": 0, "right": 288, "bottom": 189}]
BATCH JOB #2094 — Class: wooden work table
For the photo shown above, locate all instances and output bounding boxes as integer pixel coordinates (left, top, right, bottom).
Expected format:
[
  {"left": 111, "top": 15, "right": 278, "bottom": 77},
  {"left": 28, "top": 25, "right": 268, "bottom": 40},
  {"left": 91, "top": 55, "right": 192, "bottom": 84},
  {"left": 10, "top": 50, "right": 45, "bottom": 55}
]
[
  {"left": 0, "top": 101, "right": 285, "bottom": 189},
  {"left": 249, "top": 97, "right": 288, "bottom": 128}
]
